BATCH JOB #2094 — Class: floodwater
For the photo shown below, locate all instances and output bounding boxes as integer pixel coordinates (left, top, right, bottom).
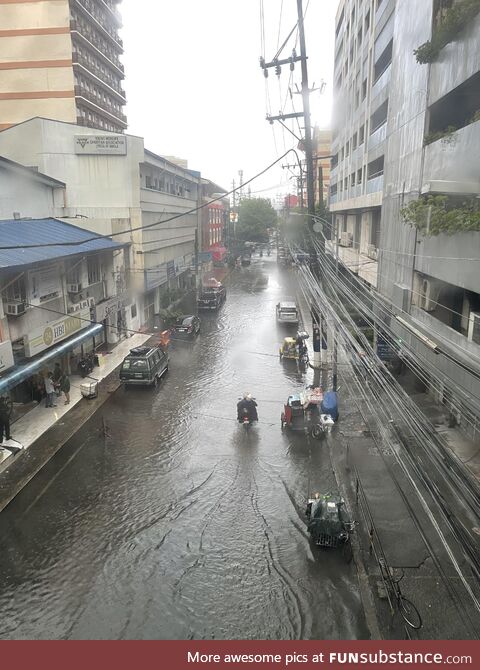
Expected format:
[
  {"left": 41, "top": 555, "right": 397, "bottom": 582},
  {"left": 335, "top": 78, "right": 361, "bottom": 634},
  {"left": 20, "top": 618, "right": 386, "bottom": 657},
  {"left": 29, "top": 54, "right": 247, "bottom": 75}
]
[{"left": 0, "top": 255, "right": 369, "bottom": 640}]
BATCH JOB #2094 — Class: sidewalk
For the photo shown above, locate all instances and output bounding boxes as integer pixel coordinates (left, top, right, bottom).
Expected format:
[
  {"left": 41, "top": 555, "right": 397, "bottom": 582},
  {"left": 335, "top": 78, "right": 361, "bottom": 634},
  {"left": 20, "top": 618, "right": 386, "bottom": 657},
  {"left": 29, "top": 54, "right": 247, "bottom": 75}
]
[{"left": 0, "top": 333, "right": 150, "bottom": 474}]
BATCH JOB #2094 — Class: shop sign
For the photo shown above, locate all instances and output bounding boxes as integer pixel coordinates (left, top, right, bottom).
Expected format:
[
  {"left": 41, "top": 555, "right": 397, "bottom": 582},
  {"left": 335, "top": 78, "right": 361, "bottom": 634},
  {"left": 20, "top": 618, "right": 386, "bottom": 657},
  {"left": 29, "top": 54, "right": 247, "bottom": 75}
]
[
  {"left": 24, "top": 307, "right": 92, "bottom": 358},
  {"left": 376, "top": 335, "right": 396, "bottom": 361},
  {"left": 144, "top": 263, "right": 168, "bottom": 292},
  {"left": 166, "top": 260, "right": 175, "bottom": 279},
  {"left": 68, "top": 297, "right": 95, "bottom": 315},
  {"left": 74, "top": 135, "right": 127, "bottom": 155},
  {"left": 0, "top": 340, "right": 15, "bottom": 373},
  {"left": 29, "top": 265, "right": 61, "bottom": 305},
  {"left": 95, "top": 294, "right": 129, "bottom": 322}
]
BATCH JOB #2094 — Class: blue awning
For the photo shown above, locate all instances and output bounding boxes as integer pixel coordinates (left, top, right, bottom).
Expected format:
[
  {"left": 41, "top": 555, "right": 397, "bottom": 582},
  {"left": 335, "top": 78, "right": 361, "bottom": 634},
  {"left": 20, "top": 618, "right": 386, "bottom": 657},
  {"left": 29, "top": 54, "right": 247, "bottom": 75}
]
[{"left": 0, "top": 322, "right": 102, "bottom": 394}]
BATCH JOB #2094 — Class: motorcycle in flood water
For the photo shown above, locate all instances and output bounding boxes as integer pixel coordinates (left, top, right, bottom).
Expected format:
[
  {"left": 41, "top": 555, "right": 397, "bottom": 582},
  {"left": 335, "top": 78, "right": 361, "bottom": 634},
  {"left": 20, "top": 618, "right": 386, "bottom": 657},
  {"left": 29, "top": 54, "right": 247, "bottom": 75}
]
[{"left": 237, "top": 396, "right": 258, "bottom": 430}]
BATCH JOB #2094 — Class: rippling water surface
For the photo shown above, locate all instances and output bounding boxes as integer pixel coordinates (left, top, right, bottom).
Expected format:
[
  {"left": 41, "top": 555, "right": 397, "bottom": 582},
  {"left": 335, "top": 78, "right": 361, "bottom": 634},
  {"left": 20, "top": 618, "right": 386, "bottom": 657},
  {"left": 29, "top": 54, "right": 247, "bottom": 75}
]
[{"left": 0, "top": 258, "right": 369, "bottom": 640}]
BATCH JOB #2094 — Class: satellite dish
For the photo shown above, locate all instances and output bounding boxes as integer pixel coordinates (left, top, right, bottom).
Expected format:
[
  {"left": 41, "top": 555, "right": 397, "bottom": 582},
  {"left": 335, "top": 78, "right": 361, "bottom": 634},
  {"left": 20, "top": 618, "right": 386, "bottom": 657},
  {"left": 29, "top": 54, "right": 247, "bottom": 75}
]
[{"left": 313, "top": 221, "right": 323, "bottom": 233}]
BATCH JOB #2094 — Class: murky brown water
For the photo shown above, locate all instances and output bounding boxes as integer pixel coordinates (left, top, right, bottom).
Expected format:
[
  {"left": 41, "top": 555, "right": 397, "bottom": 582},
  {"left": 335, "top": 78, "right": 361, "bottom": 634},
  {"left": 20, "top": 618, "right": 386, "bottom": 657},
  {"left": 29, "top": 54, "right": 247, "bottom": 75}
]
[{"left": 0, "top": 256, "right": 369, "bottom": 640}]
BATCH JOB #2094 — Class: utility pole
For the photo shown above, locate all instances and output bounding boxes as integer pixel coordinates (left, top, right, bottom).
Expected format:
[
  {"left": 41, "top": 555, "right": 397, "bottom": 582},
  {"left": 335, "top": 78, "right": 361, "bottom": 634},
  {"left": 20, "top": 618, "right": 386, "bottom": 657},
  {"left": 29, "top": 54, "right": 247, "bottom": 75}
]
[
  {"left": 296, "top": 0, "right": 315, "bottom": 231},
  {"left": 238, "top": 170, "right": 244, "bottom": 201}
]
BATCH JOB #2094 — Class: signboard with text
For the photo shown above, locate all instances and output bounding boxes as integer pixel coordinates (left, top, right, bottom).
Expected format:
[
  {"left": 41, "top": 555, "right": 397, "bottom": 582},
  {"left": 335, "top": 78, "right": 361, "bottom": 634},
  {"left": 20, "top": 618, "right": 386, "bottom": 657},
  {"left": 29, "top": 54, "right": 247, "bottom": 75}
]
[
  {"left": 74, "top": 135, "right": 127, "bottom": 155},
  {"left": 24, "top": 307, "right": 92, "bottom": 358}
]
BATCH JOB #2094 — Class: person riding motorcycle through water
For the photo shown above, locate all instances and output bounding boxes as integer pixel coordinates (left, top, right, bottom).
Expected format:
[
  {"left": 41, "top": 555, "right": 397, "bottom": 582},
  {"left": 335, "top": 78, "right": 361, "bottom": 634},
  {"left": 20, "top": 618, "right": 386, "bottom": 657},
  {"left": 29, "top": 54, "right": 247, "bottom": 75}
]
[{"left": 237, "top": 393, "right": 258, "bottom": 423}]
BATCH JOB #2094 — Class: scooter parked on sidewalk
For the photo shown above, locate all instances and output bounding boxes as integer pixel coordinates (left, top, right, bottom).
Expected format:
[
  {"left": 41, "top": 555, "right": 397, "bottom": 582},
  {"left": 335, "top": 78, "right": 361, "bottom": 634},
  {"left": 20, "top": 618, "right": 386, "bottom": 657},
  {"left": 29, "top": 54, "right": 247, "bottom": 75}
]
[{"left": 78, "top": 352, "right": 96, "bottom": 378}]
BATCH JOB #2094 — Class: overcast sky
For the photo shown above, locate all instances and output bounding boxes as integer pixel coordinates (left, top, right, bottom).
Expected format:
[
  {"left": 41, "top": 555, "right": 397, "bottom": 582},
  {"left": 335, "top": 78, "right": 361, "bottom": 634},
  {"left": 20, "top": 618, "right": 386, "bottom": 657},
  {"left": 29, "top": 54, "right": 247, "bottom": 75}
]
[{"left": 121, "top": 0, "right": 339, "bottom": 202}]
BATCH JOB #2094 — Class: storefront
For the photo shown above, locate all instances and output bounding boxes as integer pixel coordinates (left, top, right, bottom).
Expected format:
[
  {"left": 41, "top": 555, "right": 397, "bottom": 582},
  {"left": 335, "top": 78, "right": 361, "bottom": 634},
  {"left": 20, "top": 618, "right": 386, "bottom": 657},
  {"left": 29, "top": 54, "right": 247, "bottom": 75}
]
[
  {"left": 0, "top": 322, "right": 102, "bottom": 403},
  {"left": 94, "top": 294, "right": 130, "bottom": 345}
]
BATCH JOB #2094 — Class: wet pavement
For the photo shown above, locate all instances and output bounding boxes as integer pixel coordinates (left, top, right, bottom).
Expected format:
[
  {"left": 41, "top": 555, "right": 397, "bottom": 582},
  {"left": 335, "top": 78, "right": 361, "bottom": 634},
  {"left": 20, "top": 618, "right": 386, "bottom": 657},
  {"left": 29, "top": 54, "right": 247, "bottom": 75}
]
[{"left": 0, "top": 256, "right": 370, "bottom": 640}]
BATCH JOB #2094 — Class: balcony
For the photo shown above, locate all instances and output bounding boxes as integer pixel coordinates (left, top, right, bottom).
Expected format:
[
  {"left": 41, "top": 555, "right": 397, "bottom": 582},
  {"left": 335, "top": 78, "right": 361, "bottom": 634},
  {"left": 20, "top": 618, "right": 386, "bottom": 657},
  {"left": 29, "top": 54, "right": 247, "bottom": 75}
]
[
  {"left": 72, "top": 0, "right": 123, "bottom": 49},
  {"left": 368, "top": 122, "right": 387, "bottom": 151},
  {"left": 366, "top": 173, "right": 384, "bottom": 194},
  {"left": 71, "top": 29, "right": 124, "bottom": 76},
  {"left": 423, "top": 120, "right": 480, "bottom": 186},
  {"left": 371, "top": 63, "right": 391, "bottom": 101},
  {"left": 73, "top": 58, "right": 126, "bottom": 102},
  {"left": 75, "top": 86, "right": 127, "bottom": 126}
]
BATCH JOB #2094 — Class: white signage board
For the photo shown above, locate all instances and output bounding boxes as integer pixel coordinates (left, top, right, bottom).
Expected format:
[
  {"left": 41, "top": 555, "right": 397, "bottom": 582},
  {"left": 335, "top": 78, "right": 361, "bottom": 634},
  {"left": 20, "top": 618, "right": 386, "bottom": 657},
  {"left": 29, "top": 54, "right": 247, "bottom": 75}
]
[
  {"left": 29, "top": 265, "right": 61, "bottom": 305},
  {"left": 24, "top": 307, "right": 92, "bottom": 358},
  {"left": 0, "top": 340, "right": 15, "bottom": 373},
  {"left": 74, "top": 135, "right": 127, "bottom": 155}
]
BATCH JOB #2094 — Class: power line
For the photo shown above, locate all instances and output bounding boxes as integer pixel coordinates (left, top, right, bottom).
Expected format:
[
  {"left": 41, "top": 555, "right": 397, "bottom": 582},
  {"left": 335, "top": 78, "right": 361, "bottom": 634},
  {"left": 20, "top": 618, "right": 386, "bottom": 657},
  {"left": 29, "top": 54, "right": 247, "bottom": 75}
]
[{"left": 0, "top": 149, "right": 301, "bottom": 252}]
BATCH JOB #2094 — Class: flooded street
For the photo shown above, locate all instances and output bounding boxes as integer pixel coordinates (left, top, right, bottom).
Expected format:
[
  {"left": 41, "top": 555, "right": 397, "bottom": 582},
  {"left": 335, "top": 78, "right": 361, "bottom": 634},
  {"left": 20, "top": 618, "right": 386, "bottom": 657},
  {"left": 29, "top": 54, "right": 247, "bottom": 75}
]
[{"left": 0, "top": 256, "right": 369, "bottom": 640}]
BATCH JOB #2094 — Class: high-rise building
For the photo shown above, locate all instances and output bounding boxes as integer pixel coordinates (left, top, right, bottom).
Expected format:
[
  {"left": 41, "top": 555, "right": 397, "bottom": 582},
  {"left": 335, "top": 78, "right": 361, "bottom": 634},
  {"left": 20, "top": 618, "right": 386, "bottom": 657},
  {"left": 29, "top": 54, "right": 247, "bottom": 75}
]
[
  {"left": 0, "top": 0, "right": 126, "bottom": 132},
  {"left": 331, "top": 0, "right": 480, "bottom": 434}
]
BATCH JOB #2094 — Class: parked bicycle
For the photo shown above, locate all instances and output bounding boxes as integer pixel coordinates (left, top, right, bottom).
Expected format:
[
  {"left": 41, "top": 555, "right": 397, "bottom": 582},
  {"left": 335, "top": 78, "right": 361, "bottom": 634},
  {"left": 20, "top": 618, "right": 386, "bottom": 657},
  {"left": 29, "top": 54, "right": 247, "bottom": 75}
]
[{"left": 379, "top": 559, "right": 422, "bottom": 630}]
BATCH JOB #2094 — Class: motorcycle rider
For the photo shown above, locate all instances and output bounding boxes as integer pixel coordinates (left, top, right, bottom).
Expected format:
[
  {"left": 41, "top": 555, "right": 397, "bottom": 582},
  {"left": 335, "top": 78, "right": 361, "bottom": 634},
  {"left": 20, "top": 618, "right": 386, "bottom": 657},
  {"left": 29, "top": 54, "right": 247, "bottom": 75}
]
[{"left": 237, "top": 393, "right": 258, "bottom": 423}]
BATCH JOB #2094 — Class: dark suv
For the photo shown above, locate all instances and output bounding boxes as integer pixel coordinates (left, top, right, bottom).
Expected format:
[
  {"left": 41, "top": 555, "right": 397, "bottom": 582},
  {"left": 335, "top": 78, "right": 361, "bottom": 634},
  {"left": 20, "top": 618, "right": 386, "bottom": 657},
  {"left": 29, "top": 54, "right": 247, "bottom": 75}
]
[
  {"left": 119, "top": 346, "right": 169, "bottom": 387},
  {"left": 172, "top": 315, "right": 200, "bottom": 338}
]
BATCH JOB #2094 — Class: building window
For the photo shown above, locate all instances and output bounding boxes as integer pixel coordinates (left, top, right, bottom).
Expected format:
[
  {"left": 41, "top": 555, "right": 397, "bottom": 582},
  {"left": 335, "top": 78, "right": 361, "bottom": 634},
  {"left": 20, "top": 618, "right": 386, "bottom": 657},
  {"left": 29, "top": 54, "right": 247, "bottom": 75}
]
[
  {"left": 352, "top": 132, "right": 358, "bottom": 150},
  {"left": 345, "top": 141, "right": 350, "bottom": 157},
  {"left": 359, "top": 124, "right": 365, "bottom": 144},
  {"left": 351, "top": 172, "right": 356, "bottom": 186},
  {"left": 131, "top": 304, "right": 137, "bottom": 319},
  {"left": 4, "top": 277, "right": 26, "bottom": 303},
  {"left": 365, "top": 9, "right": 370, "bottom": 32},
  {"left": 373, "top": 39, "right": 393, "bottom": 82},
  {"left": 362, "top": 77, "right": 367, "bottom": 100},
  {"left": 370, "top": 99, "right": 389, "bottom": 133},
  {"left": 367, "top": 155, "right": 384, "bottom": 179},
  {"left": 344, "top": 177, "right": 348, "bottom": 191},
  {"left": 87, "top": 257, "right": 101, "bottom": 285},
  {"left": 357, "top": 168, "right": 363, "bottom": 184}
]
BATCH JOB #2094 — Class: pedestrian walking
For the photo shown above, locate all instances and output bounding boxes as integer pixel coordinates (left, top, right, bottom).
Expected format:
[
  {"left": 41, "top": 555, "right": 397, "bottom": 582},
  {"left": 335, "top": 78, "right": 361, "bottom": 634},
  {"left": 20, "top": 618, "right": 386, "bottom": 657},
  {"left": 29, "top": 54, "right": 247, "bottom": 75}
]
[
  {"left": 60, "top": 372, "right": 71, "bottom": 405},
  {"left": 0, "top": 396, "right": 12, "bottom": 444},
  {"left": 44, "top": 373, "right": 57, "bottom": 408}
]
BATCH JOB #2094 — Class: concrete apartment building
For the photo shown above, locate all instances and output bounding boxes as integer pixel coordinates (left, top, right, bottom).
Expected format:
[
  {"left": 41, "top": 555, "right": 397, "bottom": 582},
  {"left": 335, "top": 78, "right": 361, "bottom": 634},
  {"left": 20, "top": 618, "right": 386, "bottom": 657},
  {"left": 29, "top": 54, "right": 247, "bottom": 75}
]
[
  {"left": 0, "top": 0, "right": 126, "bottom": 132},
  {"left": 331, "top": 0, "right": 480, "bottom": 434},
  {"left": 0, "top": 118, "right": 201, "bottom": 329}
]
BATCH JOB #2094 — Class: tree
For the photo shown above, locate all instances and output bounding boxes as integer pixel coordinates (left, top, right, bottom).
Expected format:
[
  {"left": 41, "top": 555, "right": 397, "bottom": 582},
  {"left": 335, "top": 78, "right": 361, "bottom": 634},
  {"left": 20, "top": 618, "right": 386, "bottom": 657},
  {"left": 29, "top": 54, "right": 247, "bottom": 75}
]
[{"left": 236, "top": 198, "right": 277, "bottom": 242}]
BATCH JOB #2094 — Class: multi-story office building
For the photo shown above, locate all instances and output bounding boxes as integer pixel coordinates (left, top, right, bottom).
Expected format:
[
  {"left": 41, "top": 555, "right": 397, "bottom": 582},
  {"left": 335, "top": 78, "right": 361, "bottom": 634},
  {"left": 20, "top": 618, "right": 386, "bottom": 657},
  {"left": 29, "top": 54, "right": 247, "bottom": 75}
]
[
  {"left": 0, "top": 0, "right": 126, "bottom": 132},
  {"left": 331, "top": 0, "right": 480, "bottom": 434}
]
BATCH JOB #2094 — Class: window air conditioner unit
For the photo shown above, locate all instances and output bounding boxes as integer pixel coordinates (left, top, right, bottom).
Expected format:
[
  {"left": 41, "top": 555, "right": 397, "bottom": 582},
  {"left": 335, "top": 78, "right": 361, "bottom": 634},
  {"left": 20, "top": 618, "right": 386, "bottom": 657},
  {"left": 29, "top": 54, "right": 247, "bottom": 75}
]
[
  {"left": 366, "top": 244, "right": 378, "bottom": 260},
  {"left": 339, "top": 231, "right": 353, "bottom": 247},
  {"left": 67, "top": 282, "right": 82, "bottom": 293},
  {"left": 467, "top": 312, "right": 480, "bottom": 345},
  {"left": 419, "top": 279, "right": 436, "bottom": 312},
  {"left": 5, "top": 302, "right": 26, "bottom": 316}
]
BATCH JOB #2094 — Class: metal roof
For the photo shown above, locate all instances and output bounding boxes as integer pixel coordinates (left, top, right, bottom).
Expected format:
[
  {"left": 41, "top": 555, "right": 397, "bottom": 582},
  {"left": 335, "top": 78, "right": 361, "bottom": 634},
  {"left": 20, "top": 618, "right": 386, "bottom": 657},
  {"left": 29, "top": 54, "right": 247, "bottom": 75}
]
[{"left": 0, "top": 218, "right": 125, "bottom": 269}]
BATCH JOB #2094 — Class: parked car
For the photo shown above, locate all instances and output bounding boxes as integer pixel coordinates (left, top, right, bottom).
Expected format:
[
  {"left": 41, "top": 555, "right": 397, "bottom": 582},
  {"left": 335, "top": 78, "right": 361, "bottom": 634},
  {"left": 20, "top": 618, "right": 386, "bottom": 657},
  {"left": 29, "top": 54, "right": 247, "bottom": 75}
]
[
  {"left": 276, "top": 300, "right": 299, "bottom": 325},
  {"left": 119, "top": 346, "right": 169, "bottom": 387},
  {"left": 172, "top": 315, "right": 200, "bottom": 338}
]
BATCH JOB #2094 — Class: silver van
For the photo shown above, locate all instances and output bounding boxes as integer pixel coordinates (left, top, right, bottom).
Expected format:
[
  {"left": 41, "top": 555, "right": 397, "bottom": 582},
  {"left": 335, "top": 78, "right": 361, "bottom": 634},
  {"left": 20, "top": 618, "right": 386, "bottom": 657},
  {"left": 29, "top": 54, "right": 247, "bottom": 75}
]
[{"left": 276, "top": 301, "right": 299, "bottom": 325}]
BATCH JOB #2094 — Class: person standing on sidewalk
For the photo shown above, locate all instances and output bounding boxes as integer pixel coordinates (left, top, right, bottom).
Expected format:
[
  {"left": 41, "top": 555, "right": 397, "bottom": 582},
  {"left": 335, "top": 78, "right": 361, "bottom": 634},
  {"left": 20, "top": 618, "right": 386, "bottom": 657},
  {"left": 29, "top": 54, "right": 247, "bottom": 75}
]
[
  {"left": 60, "top": 372, "right": 71, "bottom": 405},
  {"left": 53, "top": 362, "right": 62, "bottom": 397},
  {"left": 44, "top": 373, "right": 57, "bottom": 408},
  {"left": 0, "top": 396, "right": 12, "bottom": 443}
]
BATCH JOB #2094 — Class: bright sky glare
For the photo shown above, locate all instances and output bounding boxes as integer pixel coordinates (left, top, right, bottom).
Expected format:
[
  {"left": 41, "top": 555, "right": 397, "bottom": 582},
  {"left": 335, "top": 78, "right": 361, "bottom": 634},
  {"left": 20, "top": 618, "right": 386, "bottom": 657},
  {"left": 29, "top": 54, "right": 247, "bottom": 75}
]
[{"left": 121, "top": 1, "right": 339, "bottom": 203}]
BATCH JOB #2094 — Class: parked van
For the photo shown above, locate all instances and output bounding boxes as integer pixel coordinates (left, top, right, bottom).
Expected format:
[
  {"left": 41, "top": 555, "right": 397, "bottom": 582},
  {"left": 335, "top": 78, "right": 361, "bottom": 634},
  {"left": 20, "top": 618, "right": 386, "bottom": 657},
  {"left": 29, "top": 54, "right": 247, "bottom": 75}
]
[
  {"left": 119, "top": 346, "right": 169, "bottom": 387},
  {"left": 276, "top": 301, "right": 299, "bottom": 325}
]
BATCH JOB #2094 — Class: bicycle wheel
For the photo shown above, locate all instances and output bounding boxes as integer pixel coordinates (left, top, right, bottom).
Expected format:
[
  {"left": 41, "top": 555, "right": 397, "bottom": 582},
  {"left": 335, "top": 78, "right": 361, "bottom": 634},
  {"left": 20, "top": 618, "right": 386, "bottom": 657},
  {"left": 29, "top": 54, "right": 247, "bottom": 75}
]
[{"left": 399, "top": 596, "right": 422, "bottom": 630}]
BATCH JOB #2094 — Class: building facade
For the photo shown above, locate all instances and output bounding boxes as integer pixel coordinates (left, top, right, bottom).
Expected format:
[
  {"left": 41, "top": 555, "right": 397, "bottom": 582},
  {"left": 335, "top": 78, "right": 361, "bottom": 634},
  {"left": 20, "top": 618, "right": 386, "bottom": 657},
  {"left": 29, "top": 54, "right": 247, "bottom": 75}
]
[
  {"left": 331, "top": 0, "right": 480, "bottom": 433},
  {"left": 0, "top": 0, "right": 126, "bottom": 132},
  {"left": 0, "top": 117, "right": 201, "bottom": 330},
  {"left": 0, "top": 217, "right": 127, "bottom": 403},
  {"left": 200, "top": 179, "right": 228, "bottom": 269},
  {"left": 313, "top": 127, "right": 332, "bottom": 207}
]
